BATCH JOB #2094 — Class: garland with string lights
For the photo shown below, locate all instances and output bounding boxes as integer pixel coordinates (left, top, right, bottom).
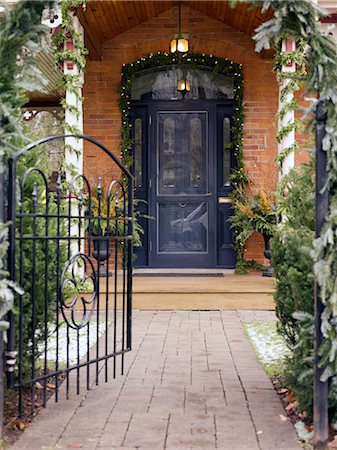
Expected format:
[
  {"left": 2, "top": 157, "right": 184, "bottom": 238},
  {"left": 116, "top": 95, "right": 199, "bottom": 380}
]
[{"left": 119, "top": 51, "right": 247, "bottom": 264}]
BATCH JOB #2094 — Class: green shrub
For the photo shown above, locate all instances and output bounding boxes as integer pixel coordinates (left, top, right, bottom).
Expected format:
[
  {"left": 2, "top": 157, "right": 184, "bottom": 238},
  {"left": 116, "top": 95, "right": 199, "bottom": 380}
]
[
  {"left": 272, "top": 228, "right": 314, "bottom": 347},
  {"left": 15, "top": 141, "right": 67, "bottom": 376},
  {"left": 271, "top": 228, "right": 315, "bottom": 414},
  {"left": 271, "top": 160, "right": 316, "bottom": 416},
  {"left": 272, "top": 158, "right": 337, "bottom": 419}
]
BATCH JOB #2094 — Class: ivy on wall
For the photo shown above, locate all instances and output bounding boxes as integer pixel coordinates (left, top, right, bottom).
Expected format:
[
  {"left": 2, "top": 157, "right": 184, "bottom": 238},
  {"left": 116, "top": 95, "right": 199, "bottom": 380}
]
[
  {"left": 253, "top": 0, "right": 337, "bottom": 380},
  {"left": 119, "top": 51, "right": 247, "bottom": 264}
]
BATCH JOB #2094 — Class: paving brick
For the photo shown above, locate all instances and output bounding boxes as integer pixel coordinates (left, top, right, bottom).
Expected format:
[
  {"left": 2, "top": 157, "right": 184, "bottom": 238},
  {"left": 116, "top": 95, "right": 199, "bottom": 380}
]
[{"left": 10, "top": 311, "right": 301, "bottom": 450}]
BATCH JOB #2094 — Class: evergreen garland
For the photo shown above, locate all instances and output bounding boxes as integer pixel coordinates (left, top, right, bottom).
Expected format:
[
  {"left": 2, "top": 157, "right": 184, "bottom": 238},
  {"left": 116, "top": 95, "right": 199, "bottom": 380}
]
[
  {"left": 119, "top": 51, "right": 247, "bottom": 264},
  {"left": 253, "top": 0, "right": 337, "bottom": 381},
  {"left": 0, "top": 1, "right": 54, "bottom": 144},
  {"left": 0, "top": 1, "right": 55, "bottom": 329},
  {"left": 274, "top": 40, "right": 306, "bottom": 169}
]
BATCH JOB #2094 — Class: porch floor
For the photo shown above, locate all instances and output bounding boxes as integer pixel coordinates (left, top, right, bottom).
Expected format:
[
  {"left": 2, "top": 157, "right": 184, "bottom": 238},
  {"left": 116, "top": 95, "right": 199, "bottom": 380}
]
[{"left": 11, "top": 310, "right": 300, "bottom": 450}]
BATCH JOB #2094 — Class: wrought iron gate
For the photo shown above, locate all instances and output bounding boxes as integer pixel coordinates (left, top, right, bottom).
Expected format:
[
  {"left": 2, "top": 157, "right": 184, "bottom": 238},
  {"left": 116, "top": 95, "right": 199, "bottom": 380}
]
[{"left": 4, "top": 134, "right": 133, "bottom": 417}]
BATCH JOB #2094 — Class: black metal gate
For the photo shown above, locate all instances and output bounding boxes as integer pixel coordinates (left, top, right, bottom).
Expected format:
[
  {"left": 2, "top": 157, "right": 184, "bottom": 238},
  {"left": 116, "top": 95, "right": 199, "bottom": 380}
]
[{"left": 4, "top": 134, "right": 133, "bottom": 417}]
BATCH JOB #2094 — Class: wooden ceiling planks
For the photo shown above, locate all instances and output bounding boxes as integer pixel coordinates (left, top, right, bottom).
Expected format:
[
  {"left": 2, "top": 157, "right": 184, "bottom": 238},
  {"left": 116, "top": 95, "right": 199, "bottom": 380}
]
[
  {"left": 101, "top": 2, "right": 121, "bottom": 38},
  {"left": 237, "top": 3, "right": 249, "bottom": 31},
  {"left": 93, "top": 2, "right": 113, "bottom": 40},
  {"left": 79, "top": 1, "right": 273, "bottom": 60},
  {"left": 218, "top": 1, "right": 229, "bottom": 23}
]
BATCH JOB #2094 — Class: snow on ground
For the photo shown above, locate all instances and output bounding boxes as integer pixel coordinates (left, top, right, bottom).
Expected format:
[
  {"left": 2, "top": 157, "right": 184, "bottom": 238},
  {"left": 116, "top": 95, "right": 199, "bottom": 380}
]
[
  {"left": 38, "top": 321, "right": 109, "bottom": 365},
  {"left": 244, "top": 322, "right": 290, "bottom": 370},
  {"left": 245, "top": 322, "right": 312, "bottom": 445}
]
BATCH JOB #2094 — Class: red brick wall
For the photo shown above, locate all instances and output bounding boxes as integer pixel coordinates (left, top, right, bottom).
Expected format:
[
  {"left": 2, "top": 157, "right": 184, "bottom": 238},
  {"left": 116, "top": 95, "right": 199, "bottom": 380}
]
[{"left": 83, "top": 4, "right": 279, "bottom": 266}]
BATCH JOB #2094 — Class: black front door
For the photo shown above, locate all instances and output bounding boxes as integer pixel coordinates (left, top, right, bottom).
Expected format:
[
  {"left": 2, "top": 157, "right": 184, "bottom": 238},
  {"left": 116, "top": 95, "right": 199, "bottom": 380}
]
[
  {"left": 150, "top": 104, "right": 214, "bottom": 267},
  {"left": 131, "top": 100, "right": 236, "bottom": 268}
]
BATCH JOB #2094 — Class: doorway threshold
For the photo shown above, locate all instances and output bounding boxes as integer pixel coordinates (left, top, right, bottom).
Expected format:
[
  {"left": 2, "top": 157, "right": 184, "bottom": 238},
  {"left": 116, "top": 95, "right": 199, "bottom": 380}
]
[{"left": 133, "top": 268, "right": 235, "bottom": 277}]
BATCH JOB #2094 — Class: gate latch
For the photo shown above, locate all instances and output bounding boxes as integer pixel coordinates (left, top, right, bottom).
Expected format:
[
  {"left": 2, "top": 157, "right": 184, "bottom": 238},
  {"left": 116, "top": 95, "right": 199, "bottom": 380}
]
[{"left": 4, "top": 350, "right": 18, "bottom": 373}]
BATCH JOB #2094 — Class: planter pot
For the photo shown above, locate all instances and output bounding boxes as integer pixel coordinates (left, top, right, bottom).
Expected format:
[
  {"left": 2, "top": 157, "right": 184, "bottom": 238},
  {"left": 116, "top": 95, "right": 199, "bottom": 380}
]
[
  {"left": 92, "top": 236, "right": 112, "bottom": 277},
  {"left": 262, "top": 233, "right": 273, "bottom": 278}
]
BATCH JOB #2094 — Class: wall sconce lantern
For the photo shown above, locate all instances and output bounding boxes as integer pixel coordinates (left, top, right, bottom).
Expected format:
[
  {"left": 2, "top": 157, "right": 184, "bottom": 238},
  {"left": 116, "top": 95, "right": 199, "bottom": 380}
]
[
  {"left": 177, "top": 77, "right": 191, "bottom": 98},
  {"left": 170, "top": 1, "right": 189, "bottom": 54}
]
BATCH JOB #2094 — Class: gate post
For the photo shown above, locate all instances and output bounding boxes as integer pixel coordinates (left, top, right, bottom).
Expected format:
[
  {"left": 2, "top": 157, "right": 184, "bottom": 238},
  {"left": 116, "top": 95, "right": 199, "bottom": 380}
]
[
  {"left": 313, "top": 100, "right": 329, "bottom": 449},
  {"left": 0, "top": 147, "right": 5, "bottom": 439}
]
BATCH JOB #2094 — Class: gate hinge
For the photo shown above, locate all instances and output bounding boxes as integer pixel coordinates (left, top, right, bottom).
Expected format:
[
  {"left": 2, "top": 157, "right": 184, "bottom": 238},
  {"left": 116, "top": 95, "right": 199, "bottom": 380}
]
[
  {"left": 149, "top": 116, "right": 152, "bottom": 126},
  {"left": 4, "top": 350, "right": 18, "bottom": 373}
]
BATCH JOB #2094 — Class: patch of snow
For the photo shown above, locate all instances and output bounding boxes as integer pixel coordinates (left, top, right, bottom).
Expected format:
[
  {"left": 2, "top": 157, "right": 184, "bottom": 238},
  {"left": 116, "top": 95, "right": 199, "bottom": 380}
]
[
  {"left": 294, "top": 421, "right": 313, "bottom": 444},
  {"left": 38, "top": 321, "right": 109, "bottom": 365},
  {"left": 245, "top": 322, "right": 290, "bottom": 366}
]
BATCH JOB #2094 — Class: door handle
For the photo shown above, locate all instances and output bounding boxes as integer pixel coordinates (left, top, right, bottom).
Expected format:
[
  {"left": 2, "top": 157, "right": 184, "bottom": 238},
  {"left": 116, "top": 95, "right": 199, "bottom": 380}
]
[
  {"left": 218, "top": 197, "right": 232, "bottom": 204},
  {"left": 205, "top": 192, "right": 213, "bottom": 197}
]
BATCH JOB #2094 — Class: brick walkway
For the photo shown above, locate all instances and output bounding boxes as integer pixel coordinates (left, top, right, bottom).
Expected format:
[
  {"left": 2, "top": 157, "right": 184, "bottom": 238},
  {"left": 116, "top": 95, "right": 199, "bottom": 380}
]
[{"left": 11, "top": 311, "right": 300, "bottom": 450}]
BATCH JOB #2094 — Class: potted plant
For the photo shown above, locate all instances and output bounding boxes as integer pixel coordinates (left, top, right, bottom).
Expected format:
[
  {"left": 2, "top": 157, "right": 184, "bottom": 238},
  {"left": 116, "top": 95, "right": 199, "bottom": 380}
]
[
  {"left": 85, "top": 191, "right": 117, "bottom": 277},
  {"left": 232, "top": 189, "right": 277, "bottom": 276},
  {"left": 84, "top": 189, "right": 145, "bottom": 276}
]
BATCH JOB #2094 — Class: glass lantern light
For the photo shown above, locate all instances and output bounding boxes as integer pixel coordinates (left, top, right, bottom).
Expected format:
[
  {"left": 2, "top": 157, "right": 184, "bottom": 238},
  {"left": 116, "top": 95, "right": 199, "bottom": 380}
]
[
  {"left": 170, "top": 1, "right": 189, "bottom": 54},
  {"left": 177, "top": 76, "right": 191, "bottom": 99}
]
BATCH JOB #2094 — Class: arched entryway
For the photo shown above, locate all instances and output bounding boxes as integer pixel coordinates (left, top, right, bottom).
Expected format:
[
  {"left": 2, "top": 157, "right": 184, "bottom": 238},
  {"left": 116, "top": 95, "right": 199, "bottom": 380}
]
[{"left": 130, "top": 63, "right": 239, "bottom": 268}]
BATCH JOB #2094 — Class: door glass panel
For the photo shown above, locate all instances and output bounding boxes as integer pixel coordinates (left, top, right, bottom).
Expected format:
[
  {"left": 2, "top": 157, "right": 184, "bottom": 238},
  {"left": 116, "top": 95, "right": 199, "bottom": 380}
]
[
  {"left": 223, "top": 117, "right": 231, "bottom": 186},
  {"left": 131, "top": 66, "right": 235, "bottom": 100},
  {"left": 158, "top": 112, "right": 207, "bottom": 195},
  {"left": 134, "top": 118, "right": 143, "bottom": 188},
  {"left": 158, "top": 202, "right": 208, "bottom": 253},
  {"left": 162, "top": 118, "right": 176, "bottom": 188},
  {"left": 189, "top": 118, "right": 202, "bottom": 188}
]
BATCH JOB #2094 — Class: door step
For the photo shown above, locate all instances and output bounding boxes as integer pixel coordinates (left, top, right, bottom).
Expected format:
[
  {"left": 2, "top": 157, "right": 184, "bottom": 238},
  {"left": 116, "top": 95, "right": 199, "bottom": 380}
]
[
  {"left": 81, "top": 274, "right": 275, "bottom": 311},
  {"left": 134, "top": 268, "right": 234, "bottom": 275},
  {"left": 131, "top": 275, "right": 274, "bottom": 310},
  {"left": 132, "top": 292, "right": 273, "bottom": 310},
  {"left": 134, "top": 273, "right": 225, "bottom": 277}
]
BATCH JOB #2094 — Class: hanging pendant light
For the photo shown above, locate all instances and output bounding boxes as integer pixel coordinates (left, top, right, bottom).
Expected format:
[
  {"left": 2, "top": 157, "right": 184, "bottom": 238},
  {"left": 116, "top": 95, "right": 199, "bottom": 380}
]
[{"left": 170, "top": 1, "right": 189, "bottom": 54}]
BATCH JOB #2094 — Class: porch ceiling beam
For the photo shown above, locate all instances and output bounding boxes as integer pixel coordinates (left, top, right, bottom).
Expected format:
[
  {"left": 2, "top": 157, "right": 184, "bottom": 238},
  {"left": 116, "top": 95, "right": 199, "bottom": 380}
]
[{"left": 77, "top": 7, "right": 103, "bottom": 61}]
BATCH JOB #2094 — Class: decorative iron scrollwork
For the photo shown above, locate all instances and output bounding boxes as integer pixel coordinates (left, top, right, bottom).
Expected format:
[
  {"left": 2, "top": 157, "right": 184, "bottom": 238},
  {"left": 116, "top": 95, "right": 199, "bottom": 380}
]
[{"left": 60, "top": 253, "right": 97, "bottom": 329}]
